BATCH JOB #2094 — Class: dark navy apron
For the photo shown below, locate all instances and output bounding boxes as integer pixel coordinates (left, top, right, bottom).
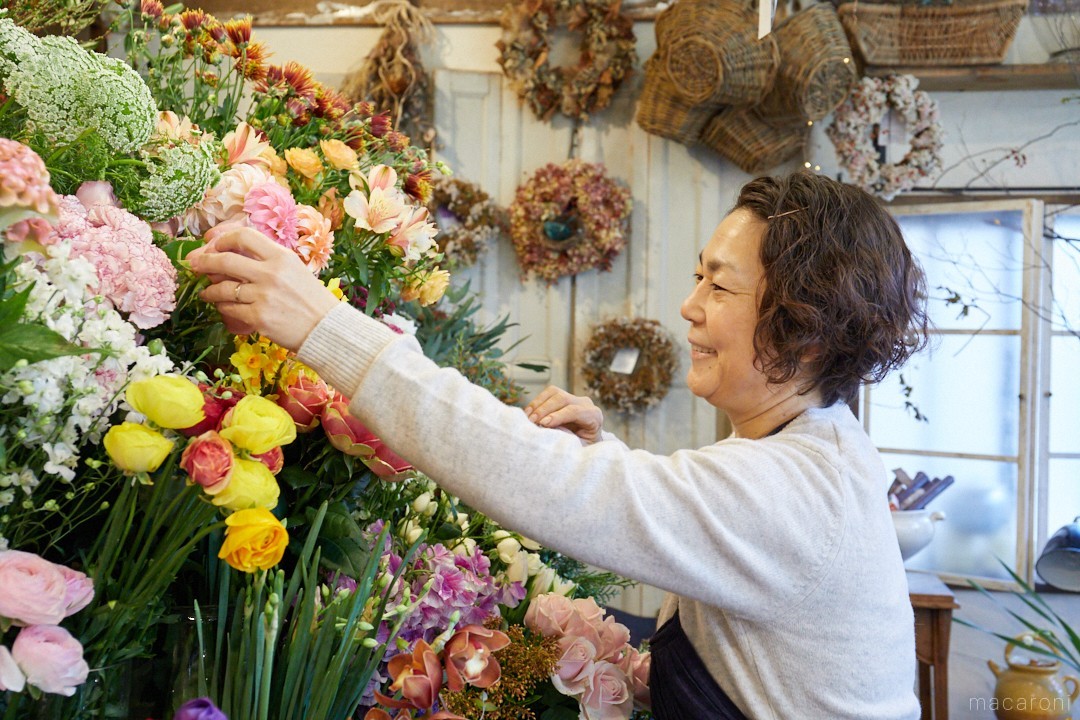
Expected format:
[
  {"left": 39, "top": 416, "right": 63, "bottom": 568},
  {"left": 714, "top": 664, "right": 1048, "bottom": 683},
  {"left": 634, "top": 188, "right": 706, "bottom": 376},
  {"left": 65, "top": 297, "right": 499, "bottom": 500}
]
[
  {"left": 649, "top": 419, "right": 794, "bottom": 719},
  {"left": 648, "top": 611, "right": 750, "bottom": 719}
]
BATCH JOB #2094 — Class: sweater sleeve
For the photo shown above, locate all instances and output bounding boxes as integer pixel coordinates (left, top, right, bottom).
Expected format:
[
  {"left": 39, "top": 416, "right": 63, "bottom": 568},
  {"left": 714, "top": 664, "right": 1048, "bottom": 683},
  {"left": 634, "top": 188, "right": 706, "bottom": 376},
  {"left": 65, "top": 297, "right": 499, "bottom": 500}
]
[{"left": 298, "top": 303, "right": 846, "bottom": 620}]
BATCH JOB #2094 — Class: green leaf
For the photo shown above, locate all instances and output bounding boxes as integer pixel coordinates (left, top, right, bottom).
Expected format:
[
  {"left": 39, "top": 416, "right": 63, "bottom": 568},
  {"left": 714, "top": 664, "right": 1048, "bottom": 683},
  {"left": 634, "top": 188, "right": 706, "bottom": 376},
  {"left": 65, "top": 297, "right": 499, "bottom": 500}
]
[
  {"left": 0, "top": 322, "right": 96, "bottom": 371},
  {"left": 314, "top": 534, "right": 369, "bottom": 577},
  {"left": 0, "top": 286, "right": 31, "bottom": 327},
  {"left": 163, "top": 237, "right": 205, "bottom": 262},
  {"left": 278, "top": 465, "right": 319, "bottom": 489}
]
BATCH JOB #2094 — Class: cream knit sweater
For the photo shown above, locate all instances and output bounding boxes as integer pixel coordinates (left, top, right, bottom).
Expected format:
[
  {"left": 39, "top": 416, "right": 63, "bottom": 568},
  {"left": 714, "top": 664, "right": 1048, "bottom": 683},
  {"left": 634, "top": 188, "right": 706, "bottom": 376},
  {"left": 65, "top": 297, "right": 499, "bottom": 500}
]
[{"left": 297, "top": 303, "right": 921, "bottom": 720}]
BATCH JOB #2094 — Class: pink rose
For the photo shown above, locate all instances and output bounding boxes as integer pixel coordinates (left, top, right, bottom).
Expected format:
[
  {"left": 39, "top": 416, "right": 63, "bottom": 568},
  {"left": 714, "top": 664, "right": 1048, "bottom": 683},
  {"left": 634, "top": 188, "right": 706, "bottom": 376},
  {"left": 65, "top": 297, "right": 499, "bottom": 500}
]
[
  {"left": 252, "top": 446, "right": 284, "bottom": 475},
  {"left": 11, "top": 625, "right": 90, "bottom": 696},
  {"left": 551, "top": 635, "right": 597, "bottom": 696},
  {"left": 524, "top": 593, "right": 576, "bottom": 638},
  {"left": 180, "top": 431, "right": 235, "bottom": 494},
  {"left": 57, "top": 565, "right": 94, "bottom": 617},
  {"left": 0, "top": 550, "right": 68, "bottom": 626},
  {"left": 321, "top": 397, "right": 380, "bottom": 458},
  {"left": 277, "top": 374, "right": 329, "bottom": 432},
  {"left": 593, "top": 616, "right": 631, "bottom": 662},
  {"left": 0, "top": 646, "right": 25, "bottom": 692},
  {"left": 320, "top": 397, "right": 412, "bottom": 478},
  {"left": 580, "top": 661, "right": 633, "bottom": 720},
  {"left": 616, "top": 647, "right": 651, "bottom": 710},
  {"left": 366, "top": 441, "right": 412, "bottom": 480},
  {"left": 179, "top": 386, "right": 243, "bottom": 438}
]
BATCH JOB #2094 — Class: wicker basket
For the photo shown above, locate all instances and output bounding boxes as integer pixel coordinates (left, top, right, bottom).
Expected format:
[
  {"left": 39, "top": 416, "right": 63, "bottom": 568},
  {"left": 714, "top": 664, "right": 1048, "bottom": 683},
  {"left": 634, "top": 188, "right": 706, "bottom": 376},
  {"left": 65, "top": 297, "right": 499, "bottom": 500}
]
[
  {"left": 698, "top": 107, "right": 808, "bottom": 174},
  {"left": 836, "top": 0, "right": 1028, "bottom": 66},
  {"left": 651, "top": 0, "right": 779, "bottom": 105},
  {"left": 635, "top": 56, "right": 718, "bottom": 145},
  {"left": 757, "top": 4, "right": 858, "bottom": 126}
]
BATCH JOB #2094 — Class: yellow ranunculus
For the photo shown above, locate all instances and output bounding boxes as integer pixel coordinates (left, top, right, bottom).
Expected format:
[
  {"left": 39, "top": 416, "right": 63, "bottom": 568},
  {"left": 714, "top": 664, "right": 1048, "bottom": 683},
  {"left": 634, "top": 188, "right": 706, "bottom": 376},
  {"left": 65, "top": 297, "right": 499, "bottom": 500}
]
[
  {"left": 219, "top": 395, "right": 296, "bottom": 454},
  {"left": 103, "top": 422, "right": 175, "bottom": 473},
  {"left": 261, "top": 146, "right": 288, "bottom": 178},
  {"left": 218, "top": 507, "right": 288, "bottom": 572},
  {"left": 210, "top": 457, "right": 280, "bottom": 511},
  {"left": 319, "top": 139, "right": 359, "bottom": 171},
  {"left": 126, "top": 375, "right": 205, "bottom": 429},
  {"left": 284, "top": 147, "right": 323, "bottom": 180},
  {"left": 417, "top": 268, "right": 450, "bottom": 307}
]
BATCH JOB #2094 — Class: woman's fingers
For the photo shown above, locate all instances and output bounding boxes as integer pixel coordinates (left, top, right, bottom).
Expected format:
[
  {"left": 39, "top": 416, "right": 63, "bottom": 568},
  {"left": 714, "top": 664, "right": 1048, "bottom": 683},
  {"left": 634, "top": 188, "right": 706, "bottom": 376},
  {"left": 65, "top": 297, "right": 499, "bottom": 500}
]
[{"left": 524, "top": 385, "right": 603, "bottom": 443}]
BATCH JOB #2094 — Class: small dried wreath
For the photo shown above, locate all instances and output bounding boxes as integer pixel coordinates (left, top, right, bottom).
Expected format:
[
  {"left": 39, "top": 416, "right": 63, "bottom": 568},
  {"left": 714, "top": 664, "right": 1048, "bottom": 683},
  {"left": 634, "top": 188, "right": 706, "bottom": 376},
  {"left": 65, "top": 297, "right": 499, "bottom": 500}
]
[
  {"left": 582, "top": 317, "right": 678, "bottom": 415},
  {"left": 496, "top": 0, "right": 638, "bottom": 122},
  {"left": 428, "top": 176, "right": 505, "bottom": 268},
  {"left": 509, "top": 159, "right": 632, "bottom": 284}
]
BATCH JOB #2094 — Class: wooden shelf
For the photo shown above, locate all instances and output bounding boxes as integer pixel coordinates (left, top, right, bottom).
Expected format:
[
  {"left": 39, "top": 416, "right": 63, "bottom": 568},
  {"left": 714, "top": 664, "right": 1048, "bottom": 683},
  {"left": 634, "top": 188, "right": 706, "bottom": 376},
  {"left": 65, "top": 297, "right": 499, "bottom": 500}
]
[{"left": 864, "top": 63, "right": 1080, "bottom": 91}]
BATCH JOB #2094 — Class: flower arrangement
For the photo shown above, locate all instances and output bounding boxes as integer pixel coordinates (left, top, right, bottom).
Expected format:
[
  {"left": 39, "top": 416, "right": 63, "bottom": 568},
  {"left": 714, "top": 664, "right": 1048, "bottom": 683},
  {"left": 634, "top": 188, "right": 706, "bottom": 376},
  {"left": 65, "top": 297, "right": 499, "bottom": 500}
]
[
  {"left": 496, "top": 0, "right": 637, "bottom": 123},
  {"left": 825, "top": 74, "right": 944, "bottom": 201},
  {"left": 427, "top": 175, "right": 505, "bottom": 269},
  {"left": 509, "top": 160, "right": 632, "bottom": 284},
  {"left": 581, "top": 318, "right": 678, "bottom": 415},
  {"left": 0, "top": 4, "right": 648, "bottom": 719}
]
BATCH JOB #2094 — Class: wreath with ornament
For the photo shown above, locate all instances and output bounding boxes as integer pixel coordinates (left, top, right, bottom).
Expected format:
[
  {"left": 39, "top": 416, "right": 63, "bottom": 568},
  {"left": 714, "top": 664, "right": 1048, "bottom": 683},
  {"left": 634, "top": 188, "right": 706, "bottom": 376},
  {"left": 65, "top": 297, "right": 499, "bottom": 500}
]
[
  {"left": 496, "top": 0, "right": 637, "bottom": 122},
  {"left": 582, "top": 317, "right": 678, "bottom": 415},
  {"left": 509, "top": 159, "right": 632, "bottom": 284},
  {"left": 427, "top": 175, "right": 505, "bottom": 268},
  {"left": 825, "top": 74, "right": 944, "bottom": 201}
]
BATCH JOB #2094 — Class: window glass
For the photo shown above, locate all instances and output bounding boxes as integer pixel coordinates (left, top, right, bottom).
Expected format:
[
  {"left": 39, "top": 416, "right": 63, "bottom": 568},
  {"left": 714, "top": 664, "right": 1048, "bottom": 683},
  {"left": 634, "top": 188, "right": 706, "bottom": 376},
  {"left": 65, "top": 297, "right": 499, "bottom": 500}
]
[
  {"left": 1050, "top": 213, "right": 1080, "bottom": 333},
  {"left": 883, "top": 452, "right": 1017, "bottom": 581},
  {"left": 1050, "top": 335, "right": 1080, "bottom": 454},
  {"left": 868, "top": 334, "right": 1020, "bottom": 457},
  {"left": 1045, "top": 459, "right": 1080, "bottom": 571},
  {"left": 897, "top": 211, "right": 1025, "bottom": 332}
]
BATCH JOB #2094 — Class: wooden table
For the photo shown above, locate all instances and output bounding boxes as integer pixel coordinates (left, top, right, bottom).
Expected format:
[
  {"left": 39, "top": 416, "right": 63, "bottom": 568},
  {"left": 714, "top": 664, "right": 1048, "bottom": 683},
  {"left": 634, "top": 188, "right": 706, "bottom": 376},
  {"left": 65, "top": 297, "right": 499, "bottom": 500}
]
[{"left": 908, "top": 571, "right": 959, "bottom": 720}]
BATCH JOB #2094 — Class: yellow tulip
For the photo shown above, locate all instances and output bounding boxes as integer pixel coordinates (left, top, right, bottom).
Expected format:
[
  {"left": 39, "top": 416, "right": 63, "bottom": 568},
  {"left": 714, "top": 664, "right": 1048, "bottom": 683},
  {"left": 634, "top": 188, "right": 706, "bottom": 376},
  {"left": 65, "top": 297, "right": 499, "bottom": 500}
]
[
  {"left": 126, "top": 375, "right": 205, "bottom": 429},
  {"left": 210, "top": 457, "right": 280, "bottom": 511},
  {"left": 103, "top": 423, "right": 175, "bottom": 473},
  {"left": 218, "top": 507, "right": 288, "bottom": 572},
  {"left": 219, "top": 395, "right": 296, "bottom": 454}
]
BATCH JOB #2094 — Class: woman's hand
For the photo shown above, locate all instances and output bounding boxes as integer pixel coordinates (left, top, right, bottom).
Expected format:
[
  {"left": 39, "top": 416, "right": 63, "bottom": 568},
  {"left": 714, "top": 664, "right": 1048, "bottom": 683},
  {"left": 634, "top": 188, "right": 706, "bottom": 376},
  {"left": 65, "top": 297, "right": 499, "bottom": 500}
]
[
  {"left": 187, "top": 226, "right": 340, "bottom": 352},
  {"left": 524, "top": 385, "right": 604, "bottom": 444}
]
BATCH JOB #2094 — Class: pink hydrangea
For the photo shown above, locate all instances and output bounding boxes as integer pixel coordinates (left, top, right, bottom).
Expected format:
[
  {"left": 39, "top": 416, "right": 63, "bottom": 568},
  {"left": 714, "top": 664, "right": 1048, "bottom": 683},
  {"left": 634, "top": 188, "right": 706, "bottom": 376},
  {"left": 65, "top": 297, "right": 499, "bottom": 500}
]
[
  {"left": 294, "top": 203, "right": 333, "bottom": 272},
  {"left": 55, "top": 195, "right": 178, "bottom": 329},
  {"left": 244, "top": 181, "right": 299, "bottom": 249}
]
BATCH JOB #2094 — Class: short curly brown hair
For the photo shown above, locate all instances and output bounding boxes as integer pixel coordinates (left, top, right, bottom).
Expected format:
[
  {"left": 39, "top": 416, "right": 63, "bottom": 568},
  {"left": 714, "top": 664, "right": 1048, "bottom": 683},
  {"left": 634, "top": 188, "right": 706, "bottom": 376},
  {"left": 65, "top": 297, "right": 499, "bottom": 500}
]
[{"left": 734, "top": 172, "right": 929, "bottom": 406}]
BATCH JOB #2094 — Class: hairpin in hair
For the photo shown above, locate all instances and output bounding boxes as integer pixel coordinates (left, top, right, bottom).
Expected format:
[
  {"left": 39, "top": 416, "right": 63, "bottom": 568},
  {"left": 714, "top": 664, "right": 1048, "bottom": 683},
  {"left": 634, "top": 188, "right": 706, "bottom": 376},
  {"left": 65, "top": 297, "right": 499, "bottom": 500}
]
[{"left": 767, "top": 207, "right": 807, "bottom": 219}]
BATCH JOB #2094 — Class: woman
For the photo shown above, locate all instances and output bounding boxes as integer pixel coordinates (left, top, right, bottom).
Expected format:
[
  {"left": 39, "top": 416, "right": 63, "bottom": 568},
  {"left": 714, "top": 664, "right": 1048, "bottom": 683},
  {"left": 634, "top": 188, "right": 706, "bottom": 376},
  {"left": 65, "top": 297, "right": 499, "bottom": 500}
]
[{"left": 190, "top": 172, "right": 929, "bottom": 720}]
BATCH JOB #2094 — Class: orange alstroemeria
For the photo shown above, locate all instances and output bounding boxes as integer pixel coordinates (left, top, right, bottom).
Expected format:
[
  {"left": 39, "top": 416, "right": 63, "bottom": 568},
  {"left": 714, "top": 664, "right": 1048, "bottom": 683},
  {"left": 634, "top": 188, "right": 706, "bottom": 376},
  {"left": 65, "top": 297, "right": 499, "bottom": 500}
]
[{"left": 443, "top": 625, "right": 511, "bottom": 692}]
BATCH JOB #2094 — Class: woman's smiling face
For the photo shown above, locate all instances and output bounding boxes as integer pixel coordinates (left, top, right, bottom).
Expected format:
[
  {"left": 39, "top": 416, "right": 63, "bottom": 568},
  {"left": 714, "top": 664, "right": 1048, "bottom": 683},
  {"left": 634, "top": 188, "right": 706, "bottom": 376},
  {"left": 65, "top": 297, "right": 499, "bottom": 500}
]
[{"left": 679, "top": 209, "right": 770, "bottom": 413}]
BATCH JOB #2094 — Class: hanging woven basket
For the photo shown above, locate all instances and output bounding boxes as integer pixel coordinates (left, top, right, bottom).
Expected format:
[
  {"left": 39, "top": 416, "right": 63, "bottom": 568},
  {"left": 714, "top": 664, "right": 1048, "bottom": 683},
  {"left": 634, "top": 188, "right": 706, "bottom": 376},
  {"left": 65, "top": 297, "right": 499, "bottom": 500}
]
[
  {"left": 757, "top": 3, "right": 859, "bottom": 127},
  {"left": 699, "top": 107, "right": 809, "bottom": 174},
  {"left": 636, "top": 0, "right": 779, "bottom": 145}
]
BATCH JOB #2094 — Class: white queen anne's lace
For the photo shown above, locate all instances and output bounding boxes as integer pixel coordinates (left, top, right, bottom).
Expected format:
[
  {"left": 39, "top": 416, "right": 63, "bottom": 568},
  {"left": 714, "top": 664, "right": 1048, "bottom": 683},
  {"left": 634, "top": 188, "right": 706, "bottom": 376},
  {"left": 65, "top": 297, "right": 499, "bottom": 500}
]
[
  {"left": 131, "top": 137, "right": 222, "bottom": 222},
  {"left": 6, "top": 35, "right": 156, "bottom": 154}
]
